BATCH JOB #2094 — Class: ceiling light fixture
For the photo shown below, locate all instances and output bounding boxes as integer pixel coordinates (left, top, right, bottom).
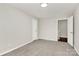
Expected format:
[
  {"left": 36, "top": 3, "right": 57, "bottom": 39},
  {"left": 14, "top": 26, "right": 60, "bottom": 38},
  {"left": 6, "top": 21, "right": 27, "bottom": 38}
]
[{"left": 40, "top": 3, "right": 48, "bottom": 7}]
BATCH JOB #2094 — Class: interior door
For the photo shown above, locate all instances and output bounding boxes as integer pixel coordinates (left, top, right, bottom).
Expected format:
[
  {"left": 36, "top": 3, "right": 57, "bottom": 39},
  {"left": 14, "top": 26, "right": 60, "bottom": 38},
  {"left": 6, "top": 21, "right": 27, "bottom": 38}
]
[
  {"left": 32, "top": 18, "right": 38, "bottom": 40},
  {"left": 68, "top": 16, "right": 73, "bottom": 47}
]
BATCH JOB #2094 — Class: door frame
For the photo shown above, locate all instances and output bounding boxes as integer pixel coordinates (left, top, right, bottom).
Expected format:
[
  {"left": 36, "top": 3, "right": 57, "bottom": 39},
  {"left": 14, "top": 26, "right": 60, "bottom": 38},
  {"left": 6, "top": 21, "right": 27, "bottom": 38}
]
[
  {"left": 57, "top": 19, "right": 67, "bottom": 41},
  {"left": 57, "top": 16, "right": 74, "bottom": 47}
]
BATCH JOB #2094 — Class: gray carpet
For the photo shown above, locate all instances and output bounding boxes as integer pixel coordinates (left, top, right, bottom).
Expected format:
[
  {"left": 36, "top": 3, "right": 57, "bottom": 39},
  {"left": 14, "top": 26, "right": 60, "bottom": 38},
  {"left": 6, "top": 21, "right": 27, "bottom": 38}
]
[{"left": 3, "top": 39, "right": 78, "bottom": 56}]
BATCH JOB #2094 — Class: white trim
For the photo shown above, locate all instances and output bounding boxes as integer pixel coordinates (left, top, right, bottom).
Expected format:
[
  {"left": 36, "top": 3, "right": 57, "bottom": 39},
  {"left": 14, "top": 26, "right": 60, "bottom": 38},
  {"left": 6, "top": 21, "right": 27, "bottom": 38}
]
[
  {"left": 74, "top": 47, "right": 79, "bottom": 55},
  {"left": 39, "top": 38, "right": 57, "bottom": 41},
  {"left": 56, "top": 19, "right": 58, "bottom": 40},
  {"left": 0, "top": 39, "right": 34, "bottom": 56},
  {"left": 57, "top": 19, "right": 68, "bottom": 40}
]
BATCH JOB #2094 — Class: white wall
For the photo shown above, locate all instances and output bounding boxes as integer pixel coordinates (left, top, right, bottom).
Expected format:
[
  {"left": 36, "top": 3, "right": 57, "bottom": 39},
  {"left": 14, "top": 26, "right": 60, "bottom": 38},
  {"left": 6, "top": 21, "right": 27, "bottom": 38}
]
[
  {"left": 38, "top": 18, "right": 57, "bottom": 41},
  {"left": 0, "top": 4, "right": 33, "bottom": 55},
  {"left": 74, "top": 6, "right": 79, "bottom": 55}
]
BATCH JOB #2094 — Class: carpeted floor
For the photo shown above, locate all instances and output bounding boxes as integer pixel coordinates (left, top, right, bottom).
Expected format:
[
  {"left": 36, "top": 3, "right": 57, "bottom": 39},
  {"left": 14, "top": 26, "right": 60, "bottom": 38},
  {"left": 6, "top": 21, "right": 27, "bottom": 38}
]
[{"left": 3, "top": 39, "right": 78, "bottom": 56}]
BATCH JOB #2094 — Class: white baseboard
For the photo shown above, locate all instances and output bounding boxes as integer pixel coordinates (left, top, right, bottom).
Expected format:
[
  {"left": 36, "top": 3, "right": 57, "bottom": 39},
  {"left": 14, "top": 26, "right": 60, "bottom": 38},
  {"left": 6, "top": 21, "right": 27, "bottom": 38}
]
[
  {"left": 39, "top": 38, "right": 57, "bottom": 41},
  {"left": 0, "top": 39, "right": 34, "bottom": 56},
  {"left": 74, "top": 47, "right": 79, "bottom": 55}
]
